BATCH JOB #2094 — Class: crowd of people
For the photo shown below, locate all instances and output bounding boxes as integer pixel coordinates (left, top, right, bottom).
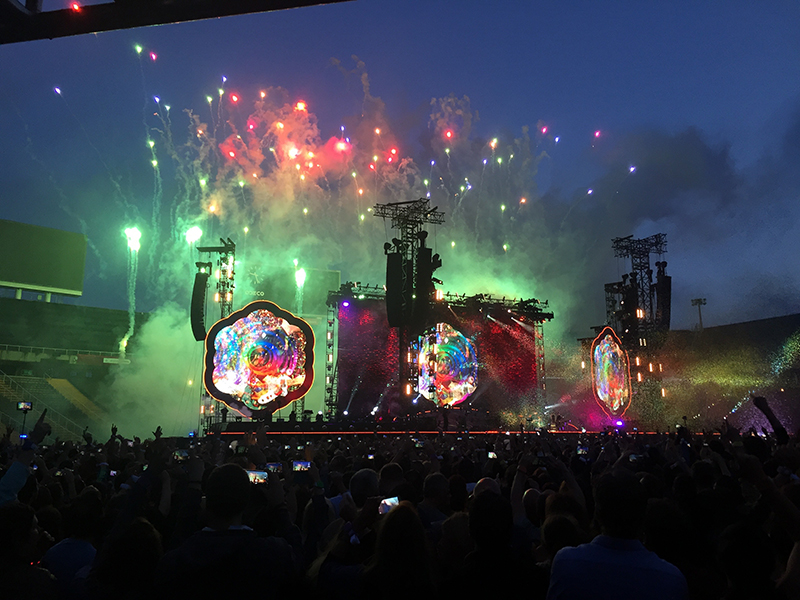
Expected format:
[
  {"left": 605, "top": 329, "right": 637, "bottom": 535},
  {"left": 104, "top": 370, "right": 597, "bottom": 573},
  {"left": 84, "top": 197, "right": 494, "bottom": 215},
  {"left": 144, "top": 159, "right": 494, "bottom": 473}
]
[{"left": 1, "top": 396, "right": 799, "bottom": 599}]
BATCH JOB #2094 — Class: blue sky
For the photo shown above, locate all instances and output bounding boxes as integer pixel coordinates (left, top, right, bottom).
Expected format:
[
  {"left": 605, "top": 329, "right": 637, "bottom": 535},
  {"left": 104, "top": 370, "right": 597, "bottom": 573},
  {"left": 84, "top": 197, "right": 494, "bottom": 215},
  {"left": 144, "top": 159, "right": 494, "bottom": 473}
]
[{"left": 1, "top": 0, "right": 800, "bottom": 336}]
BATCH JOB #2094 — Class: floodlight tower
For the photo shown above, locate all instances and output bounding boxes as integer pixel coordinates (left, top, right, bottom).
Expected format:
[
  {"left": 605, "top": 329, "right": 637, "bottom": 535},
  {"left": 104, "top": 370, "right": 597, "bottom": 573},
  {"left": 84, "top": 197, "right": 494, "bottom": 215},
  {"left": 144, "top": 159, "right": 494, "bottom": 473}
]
[
  {"left": 374, "top": 199, "right": 445, "bottom": 408},
  {"left": 691, "top": 298, "right": 707, "bottom": 330}
]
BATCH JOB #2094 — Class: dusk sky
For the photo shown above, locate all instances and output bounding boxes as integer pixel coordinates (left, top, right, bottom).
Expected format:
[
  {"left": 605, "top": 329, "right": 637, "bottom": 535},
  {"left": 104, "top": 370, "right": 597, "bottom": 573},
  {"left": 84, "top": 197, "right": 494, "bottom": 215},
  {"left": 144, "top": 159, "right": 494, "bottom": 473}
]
[{"left": 2, "top": 0, "right": 800, "bottom": 342}]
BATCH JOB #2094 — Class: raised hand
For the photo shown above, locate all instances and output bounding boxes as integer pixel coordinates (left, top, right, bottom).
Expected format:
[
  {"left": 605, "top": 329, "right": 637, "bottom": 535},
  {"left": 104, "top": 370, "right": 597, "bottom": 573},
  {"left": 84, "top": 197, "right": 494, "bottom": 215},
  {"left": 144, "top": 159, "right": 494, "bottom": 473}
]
[
  {"left": 82, "top": 425, "right": 93, "bottom": 445},
  {"left": 752, "top": 395, "right": 768, "bottom": 412},
  {"left": 30, "top": 409, "right": 52, "bottom": 444}
]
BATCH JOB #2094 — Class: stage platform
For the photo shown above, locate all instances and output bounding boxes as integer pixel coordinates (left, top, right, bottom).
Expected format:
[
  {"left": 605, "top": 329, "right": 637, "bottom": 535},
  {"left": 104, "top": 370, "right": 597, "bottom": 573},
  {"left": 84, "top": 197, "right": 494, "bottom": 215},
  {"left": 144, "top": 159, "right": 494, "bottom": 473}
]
[{"left": 205, "top": 420, "right": 662, "bottom": 438}]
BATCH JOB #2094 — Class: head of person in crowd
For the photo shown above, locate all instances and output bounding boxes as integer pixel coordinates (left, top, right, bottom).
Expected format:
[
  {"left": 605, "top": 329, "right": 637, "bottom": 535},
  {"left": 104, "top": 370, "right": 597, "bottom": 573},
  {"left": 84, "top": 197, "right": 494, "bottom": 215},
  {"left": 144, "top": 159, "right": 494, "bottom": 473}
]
[
  {"left": 379, "top": 462, "right": 405, "bottom": 497},
  {"left": 90, "top": 518, "right": 163, "bottom": 600},
  {"left": 64, "top": 487, "right": 103, "bottom": 541},
  {"left": 365, "top": 501, "right": 433, "bottom": 597},
  {"left": 546, "top": 492, "right": 590, "bottom": 533},
  {"left": 593, "top": 471, "right": 647, "bottom": 539},
  {"left": 205, "top": 463, "right": 252, "bottom": 529},
  {"left": 523, "top": 488, "right": 541, "bottom": 525},
  {"left": 472, "top": 476, "right": 501, "bottom": 498},
  {"left": 437, "top": 511, "right": 473, "bottom": 572},
  {"left": 422, "top": 472, "right": 451, "bottom": 513},
  {"left": 541, "top": 514, "right": 582, "bottom": 562},
  {"left": 469, "top": 488, "right": 513, "bottom": 553},
  {"left": 349, "top": 468, "right": 379, "bottom": 508}
]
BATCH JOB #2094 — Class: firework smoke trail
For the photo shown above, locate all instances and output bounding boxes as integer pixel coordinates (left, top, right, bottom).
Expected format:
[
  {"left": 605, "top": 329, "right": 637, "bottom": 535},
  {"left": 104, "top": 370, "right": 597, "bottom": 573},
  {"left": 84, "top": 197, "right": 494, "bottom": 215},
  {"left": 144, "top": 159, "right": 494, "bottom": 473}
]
[
  {"left": 52, "top": 87, "right": 134, "bottom": 213},
  {"left": 134, "top": 46, "right": 165, "bottom": 243},
  {"left": 10, "top": 100, "right": 108, "bottom": 275},
  {"left": 120, "top": 228, "right": 141, "bottom": 358},
  {"left": 294, "top": 262, "right": 306, "bottom": 315},
  {"left": 147, "top": 104, "right": 164, "bottom": 237}
]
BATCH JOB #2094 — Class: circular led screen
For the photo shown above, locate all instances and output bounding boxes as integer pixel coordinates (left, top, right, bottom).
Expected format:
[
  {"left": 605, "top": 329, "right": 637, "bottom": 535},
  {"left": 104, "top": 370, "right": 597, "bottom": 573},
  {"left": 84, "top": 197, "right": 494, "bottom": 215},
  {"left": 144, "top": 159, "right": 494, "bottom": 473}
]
[
  {"left": 204, "top": 301, "right": 314, "bottom": 416},
  {"left": 418, "top": 322, "right": 478, "bottom": 407}
]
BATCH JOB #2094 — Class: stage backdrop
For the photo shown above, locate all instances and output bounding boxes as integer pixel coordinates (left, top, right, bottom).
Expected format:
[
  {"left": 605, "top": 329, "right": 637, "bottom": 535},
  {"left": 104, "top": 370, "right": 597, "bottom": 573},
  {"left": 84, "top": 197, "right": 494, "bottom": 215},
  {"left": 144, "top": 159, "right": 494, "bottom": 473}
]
[{"left": 335, "top": 298, "right": 541, "bottom": 418}]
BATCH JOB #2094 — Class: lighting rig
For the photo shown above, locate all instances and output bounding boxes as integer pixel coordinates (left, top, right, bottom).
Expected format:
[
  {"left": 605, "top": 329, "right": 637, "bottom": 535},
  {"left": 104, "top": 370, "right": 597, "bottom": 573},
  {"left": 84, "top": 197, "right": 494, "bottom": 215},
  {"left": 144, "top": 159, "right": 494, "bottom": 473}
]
[
  {"left": 194, "top": 237, "right": 236, "bottom": 431},
  {"left": 373, "top": 199, "right": 445, "bottom": 405}
]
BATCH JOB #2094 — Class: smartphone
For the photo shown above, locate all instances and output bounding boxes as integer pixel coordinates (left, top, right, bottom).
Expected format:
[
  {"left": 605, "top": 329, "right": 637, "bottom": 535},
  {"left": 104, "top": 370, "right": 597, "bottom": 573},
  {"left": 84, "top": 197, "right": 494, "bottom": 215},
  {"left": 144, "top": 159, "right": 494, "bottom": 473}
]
[
  {"left": 265, "top": 462, "right": 283, "bottom": 474},
  {"left": 379, "top": 496, "right": 399, "bottom": 515},
  {"left": 367, "top": 454, "right": 375, "bottom": 460},
  {"left": 292, "top": 460, "right": 311, "bottom": 472},
  {"left": 488, "top": 451, "right": 498, "bottom": 459},
  {"left": 173, "top": 449, "right": 189, "bottom": 462},
  {"left": 284, "top": 445, "right": 291, "bottom": 450},
  {"left": 110, "top": 470, "right": 117, "bottom": 477},
  {"left": 577, "top": 446, "right": 588, "bottom": 455},
  {"left": 629, "top": 454, "right": 642, "bottom": 463},
  {"left": 297, "top": 446, "right": 304, "bottom": 451},
  {"left": 127, "top": 440, "right": 134, "bottom": 447},
  {"left": 247, "top": 470, "right": 270, "bottom": 485},
  {"left": 235, "top": 445, "right": 248, "bottom": 455},
  {"left": 17, "top": 401, "right": 32, "bottom": 411}
]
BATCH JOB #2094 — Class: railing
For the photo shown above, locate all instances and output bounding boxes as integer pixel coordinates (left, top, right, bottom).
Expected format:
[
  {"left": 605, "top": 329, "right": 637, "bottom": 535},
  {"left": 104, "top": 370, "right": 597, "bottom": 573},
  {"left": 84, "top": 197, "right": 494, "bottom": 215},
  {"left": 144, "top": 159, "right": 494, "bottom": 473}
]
[
  {"left": 0, "top": 343, "right": 126, "bottom": 358},
  {"left": 0, "top": 370, "right": 85, "bottom": 440}
]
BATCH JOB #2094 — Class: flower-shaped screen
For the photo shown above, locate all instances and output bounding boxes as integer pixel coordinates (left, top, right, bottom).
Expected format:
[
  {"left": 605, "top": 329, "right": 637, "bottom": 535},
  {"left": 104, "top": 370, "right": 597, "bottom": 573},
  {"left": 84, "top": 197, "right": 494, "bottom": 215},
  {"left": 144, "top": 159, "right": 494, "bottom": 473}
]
[
  {"left": 203, "top": 301, "right": 314, "bottom": 417},
  {"left": 591, "top": 326, "right": 631, "bottom": 416},
  {"left": 418, "top": 322, "right": 478, "bottom": 407}
]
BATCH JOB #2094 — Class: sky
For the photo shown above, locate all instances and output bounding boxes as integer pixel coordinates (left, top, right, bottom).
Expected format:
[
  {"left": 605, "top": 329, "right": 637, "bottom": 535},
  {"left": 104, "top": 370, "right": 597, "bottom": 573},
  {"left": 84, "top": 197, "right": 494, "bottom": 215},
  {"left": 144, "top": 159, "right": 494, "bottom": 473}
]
[{"left": 2, "top": 0, "right": 800, "bottom": 343}]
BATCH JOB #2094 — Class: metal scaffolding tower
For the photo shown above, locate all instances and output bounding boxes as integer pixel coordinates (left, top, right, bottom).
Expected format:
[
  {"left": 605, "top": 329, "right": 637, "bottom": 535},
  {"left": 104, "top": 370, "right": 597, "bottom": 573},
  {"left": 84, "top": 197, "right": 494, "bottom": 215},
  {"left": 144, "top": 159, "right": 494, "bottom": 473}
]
[
  {"left": 373, "top": 199, "right": 445, "bottom": 405},
  {"left": 611, "top": 233, "right": 667, "bottom": 346},
  {"left": 196, "top": 238, "right": 236, "bottom": 432}
]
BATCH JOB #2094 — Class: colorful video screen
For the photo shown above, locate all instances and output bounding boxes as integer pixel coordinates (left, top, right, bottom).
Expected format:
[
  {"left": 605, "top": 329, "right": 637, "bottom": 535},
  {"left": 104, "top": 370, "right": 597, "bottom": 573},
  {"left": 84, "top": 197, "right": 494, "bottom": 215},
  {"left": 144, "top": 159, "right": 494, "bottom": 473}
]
[
  {"left": 591, "top": 326, "right": 631, "bottom": 416},
  {"left": 204, "top": 301, "right": 315, "bottom": 417},
  {"left": 418, "top": 322, "right": 478, "bottom": 407},
  {"left": 334, "top": 299, "right": 541, "bottom": 416}
]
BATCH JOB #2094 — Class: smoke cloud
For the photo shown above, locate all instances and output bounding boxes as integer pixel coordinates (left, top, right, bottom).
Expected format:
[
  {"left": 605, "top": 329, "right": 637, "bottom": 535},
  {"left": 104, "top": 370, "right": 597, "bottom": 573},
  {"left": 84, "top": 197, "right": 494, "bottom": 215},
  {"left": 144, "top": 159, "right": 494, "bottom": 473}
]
[{"left": 39, "top": 59, "right": 800, "bottom": 429}]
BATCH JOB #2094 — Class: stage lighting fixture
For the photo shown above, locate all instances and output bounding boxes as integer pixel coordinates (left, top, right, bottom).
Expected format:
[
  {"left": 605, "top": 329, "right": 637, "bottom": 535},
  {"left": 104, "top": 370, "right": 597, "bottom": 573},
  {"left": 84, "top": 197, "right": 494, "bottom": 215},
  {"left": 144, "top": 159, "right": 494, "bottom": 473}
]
[{"left": 185, "top": 226, "right": 203, "bottom": 244}]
